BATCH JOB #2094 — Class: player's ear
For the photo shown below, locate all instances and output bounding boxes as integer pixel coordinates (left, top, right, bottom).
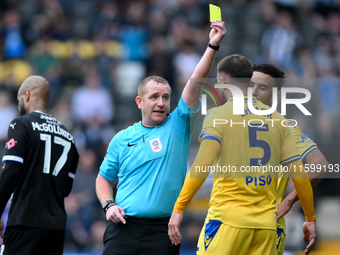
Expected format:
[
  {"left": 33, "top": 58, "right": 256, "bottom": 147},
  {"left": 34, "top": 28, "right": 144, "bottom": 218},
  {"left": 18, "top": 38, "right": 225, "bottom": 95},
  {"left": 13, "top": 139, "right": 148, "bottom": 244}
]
[
  {"left": 220, "top": 75, "right": 228, "bottom": 84},
  {"left": 135, "top": 96, "right": 142, "bottom": 109},
  {"left": 218, "top": 75, "right": 229, "bottom": 92},
  {"left": 24, "top": 90, "right": 30, "bottom": 102}
]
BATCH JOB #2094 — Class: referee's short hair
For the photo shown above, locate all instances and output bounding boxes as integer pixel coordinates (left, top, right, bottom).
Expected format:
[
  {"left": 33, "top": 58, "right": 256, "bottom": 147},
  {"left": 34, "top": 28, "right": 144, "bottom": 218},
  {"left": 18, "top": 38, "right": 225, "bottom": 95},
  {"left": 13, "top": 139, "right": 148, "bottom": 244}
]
[{"left": 138, "top": 76, "right": 171, "bottom": 97}]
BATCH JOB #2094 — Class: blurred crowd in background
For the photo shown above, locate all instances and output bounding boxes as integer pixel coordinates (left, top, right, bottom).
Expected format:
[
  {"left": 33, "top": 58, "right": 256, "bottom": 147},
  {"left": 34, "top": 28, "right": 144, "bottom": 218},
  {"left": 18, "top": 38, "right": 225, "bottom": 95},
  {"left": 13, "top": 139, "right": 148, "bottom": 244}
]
[{"left": 0, "top": 0, "right": 340, "bottom": 254}]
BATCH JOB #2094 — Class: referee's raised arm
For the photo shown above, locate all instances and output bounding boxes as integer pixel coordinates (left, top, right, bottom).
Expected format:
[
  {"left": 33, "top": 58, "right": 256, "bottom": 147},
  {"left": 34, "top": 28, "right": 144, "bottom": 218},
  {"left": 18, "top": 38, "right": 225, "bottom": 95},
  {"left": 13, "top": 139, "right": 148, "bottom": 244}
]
[{"left": 181, "top": 20, "right": 226, "bottom": 109}]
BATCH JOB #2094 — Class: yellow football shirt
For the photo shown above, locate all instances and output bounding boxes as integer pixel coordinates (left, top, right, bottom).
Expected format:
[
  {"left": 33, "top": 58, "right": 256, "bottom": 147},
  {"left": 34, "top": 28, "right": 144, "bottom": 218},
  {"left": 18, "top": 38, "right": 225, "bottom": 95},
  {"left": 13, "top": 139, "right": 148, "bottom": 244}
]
[
  {"left": 276, "top": 123, "right": 317, "bottom": 232},
  {"left": 199, "top": 95, "right": 300, "bottom": 230}
]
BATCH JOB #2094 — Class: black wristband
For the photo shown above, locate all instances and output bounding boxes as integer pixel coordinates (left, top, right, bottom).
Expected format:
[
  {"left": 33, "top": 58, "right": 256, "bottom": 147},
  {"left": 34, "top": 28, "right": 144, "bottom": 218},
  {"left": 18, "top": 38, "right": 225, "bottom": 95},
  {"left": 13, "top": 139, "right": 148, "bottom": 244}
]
[
  {"left": 208, "top": 43, "right": 220, "bottom": 51},
  {"left": 105, "top": 202, "right": 116, "bottom": 213},
  {"left": 102, "top": 200, "right": 115, "bottom": 213}
]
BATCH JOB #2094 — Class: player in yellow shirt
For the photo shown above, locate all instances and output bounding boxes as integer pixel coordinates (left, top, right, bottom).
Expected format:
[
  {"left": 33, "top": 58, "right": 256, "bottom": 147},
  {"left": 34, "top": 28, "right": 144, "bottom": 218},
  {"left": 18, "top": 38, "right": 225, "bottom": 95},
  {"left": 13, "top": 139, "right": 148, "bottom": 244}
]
[
  {"left": 168, "top": 54, "right": 317, "bottom": 255},
  {"left": 251, "top": 63, "right": 328, "bottom": 255}
]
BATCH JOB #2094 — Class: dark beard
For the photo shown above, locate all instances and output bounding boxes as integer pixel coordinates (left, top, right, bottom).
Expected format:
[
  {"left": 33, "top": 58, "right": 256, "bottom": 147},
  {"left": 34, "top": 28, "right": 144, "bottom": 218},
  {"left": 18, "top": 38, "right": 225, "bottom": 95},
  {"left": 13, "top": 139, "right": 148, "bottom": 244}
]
[{"left": 19, "top": 98, "right": 26, "bottom": 116}]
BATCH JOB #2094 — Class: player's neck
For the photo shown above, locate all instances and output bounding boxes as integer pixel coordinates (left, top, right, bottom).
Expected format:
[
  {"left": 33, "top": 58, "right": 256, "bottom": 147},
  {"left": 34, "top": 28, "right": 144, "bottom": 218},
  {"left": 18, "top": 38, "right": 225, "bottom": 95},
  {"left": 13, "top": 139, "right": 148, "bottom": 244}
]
[
  {"left": 34, "top": 101, "right": 48, "bottom": 114},
  {"left": 30, "top": 105, "right": 48, "bottom": 115}
]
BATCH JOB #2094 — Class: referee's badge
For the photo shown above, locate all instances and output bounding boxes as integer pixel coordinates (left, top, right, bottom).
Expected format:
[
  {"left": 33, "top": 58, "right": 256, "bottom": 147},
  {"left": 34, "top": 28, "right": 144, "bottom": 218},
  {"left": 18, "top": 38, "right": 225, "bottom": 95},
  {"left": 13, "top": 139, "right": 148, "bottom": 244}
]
[{"left": 149, "top": 137, "right": 163, "bottom": 153}]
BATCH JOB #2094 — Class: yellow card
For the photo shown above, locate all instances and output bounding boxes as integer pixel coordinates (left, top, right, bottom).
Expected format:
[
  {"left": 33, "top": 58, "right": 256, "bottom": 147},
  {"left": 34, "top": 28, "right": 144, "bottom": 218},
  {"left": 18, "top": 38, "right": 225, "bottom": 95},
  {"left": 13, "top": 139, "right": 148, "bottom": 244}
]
[{"left": 209, "top": 4, "right": 221, "bottom": 22}]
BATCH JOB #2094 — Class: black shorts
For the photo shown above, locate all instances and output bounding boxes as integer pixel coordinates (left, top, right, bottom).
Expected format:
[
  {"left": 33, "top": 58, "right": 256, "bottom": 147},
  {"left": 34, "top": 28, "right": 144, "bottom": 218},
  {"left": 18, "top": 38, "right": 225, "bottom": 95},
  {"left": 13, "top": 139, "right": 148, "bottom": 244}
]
[
  {"left": 3, "top": 226, "right": 65, "bottom": 255},
  {"left": 102, "top": 216, "right": 181, "bottom": 255}
]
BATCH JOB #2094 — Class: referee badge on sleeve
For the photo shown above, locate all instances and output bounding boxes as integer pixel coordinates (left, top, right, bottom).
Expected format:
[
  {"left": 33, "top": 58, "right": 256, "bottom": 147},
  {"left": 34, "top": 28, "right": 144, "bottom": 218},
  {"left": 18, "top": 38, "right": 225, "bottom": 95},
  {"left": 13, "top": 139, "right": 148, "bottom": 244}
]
[{"left": 149, "top": 137, "right": 163, "bottom": 153}]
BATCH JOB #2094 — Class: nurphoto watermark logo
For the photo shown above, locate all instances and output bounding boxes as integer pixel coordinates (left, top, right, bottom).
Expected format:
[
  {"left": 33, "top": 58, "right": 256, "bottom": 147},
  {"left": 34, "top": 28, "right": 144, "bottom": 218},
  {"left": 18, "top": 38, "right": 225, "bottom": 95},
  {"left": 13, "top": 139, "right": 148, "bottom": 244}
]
[
  {"left": 189, "top": 78, "right": 339, "bottom": 179},
  {"left": 194, "top": 77, "right": 313, "bottom": 129},
  {"left": 200, "top": 84, "right": 311, "bottom": 116}
]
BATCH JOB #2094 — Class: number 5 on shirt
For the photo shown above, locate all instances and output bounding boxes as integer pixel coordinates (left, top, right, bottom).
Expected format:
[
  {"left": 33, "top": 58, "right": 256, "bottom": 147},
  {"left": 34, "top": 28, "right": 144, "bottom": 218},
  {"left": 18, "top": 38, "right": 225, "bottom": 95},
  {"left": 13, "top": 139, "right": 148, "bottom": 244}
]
[{"left": 248, "top": 124, "right": 271, "bottom": 166}]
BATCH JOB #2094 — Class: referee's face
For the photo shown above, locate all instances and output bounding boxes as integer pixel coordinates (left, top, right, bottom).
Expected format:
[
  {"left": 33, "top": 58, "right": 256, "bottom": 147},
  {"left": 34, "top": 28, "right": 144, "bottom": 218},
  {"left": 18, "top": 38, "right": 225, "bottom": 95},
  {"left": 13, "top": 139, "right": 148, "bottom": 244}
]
[
  {"left": 136, "top": 80, "right": 171, "bottom": 127},
  {"left": 251, "top": 71, "right": 275, "bottom": 107}
]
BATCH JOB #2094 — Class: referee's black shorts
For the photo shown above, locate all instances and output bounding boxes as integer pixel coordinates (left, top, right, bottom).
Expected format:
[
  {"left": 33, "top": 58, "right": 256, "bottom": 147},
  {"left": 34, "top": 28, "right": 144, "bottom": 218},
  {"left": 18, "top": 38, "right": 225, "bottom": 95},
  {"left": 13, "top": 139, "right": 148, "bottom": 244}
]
[
  {"left": 102, "top": 216, "right": 181, "bottom": 255},
  {"left": 3, "top": 226, "right": 65, "bottom": 255}
]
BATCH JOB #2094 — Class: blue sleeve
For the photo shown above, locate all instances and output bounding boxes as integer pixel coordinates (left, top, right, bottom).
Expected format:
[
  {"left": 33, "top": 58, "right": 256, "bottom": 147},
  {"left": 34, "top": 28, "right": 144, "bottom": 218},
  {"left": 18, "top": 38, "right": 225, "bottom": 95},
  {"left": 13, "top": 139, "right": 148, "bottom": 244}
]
[
  {"left": 99, "top": 136, "right": 119, "bottom": 182},
  {"left": 172, "top": 96, "right": 201, "bottom": 134}
]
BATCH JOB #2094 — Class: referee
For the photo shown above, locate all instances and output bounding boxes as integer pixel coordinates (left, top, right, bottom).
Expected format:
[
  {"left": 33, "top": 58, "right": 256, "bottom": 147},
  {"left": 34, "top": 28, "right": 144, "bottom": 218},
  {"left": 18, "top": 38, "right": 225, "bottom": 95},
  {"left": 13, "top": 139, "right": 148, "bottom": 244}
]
[{"left": 96, "top": 20, "right": 226, "bottom": 255}]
